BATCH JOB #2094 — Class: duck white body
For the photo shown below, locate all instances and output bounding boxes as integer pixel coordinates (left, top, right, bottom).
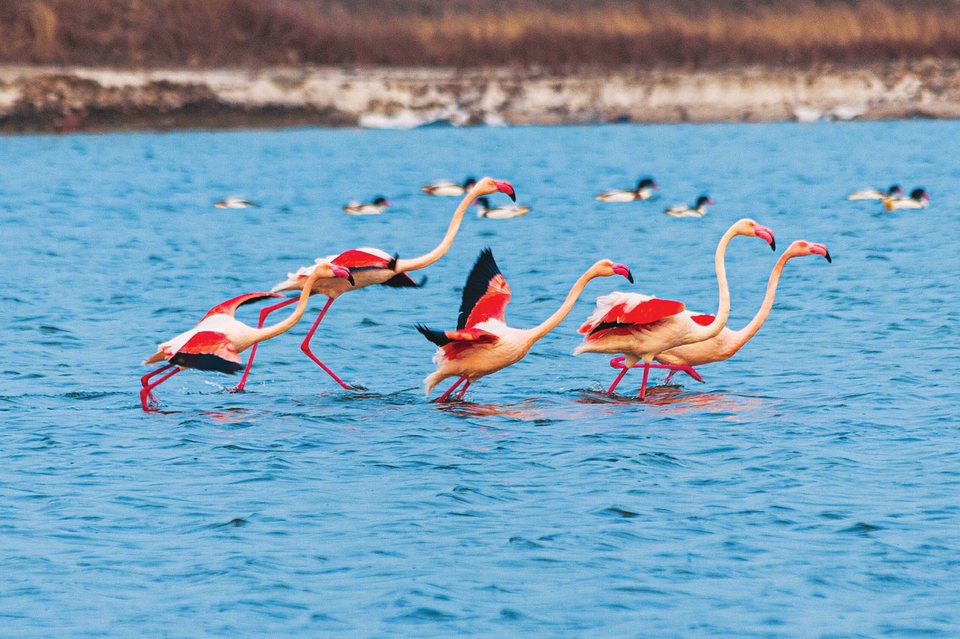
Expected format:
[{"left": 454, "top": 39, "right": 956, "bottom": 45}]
[
  {"left": 665, "top": 196, "right": 713, "bottom": 218},
  {"left": 883, "top": 188, "right": 929, "bottom": 210},
  {"left": 215, "top": 197, "right": 256, "bottom": 209},
  {"left": 422, "top": 179, "right": 476, "bottom": 197},
  {"left": 343, "top": 197, "right": 390, "bottom": 215},
  {"left": 474, "top": 197, "right": 530, "bottom": 219},
  {"left": 596, "top": 178, "right": 658, "bottom": 202},
  {"left": 848, "top": 185, "right": 902, "bottom": 201}
]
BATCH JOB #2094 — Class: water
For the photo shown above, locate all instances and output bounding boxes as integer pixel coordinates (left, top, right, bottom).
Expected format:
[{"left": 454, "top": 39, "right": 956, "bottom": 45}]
[{"left": 2, "top": 121, "right": 959, "bottom": 636}]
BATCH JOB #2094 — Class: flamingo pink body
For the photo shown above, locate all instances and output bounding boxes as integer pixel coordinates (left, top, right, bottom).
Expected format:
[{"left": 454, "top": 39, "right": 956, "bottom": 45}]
[
  {"left": 233, "top": 177, "right": 517, "bottom": 392},
  {"left": 418, "top": 249, "right": 633, "bottom": 402},
  {"left": 574, "top": 218, "right": 776, "bottom": 399},
  {"left": 140, "top": 263, "right": 352, "bottom": 411},
  {"left": 655, "top": 240, "right": 831, "bottom": 380}
]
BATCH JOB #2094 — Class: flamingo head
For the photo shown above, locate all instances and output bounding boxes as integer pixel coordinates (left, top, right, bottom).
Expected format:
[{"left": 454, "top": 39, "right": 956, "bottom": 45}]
[
  {"left": 788, "top": 240, "right": 832, "bottom": 263},
  {"left": 696, "top": 195, "right": 714, "bottom": 207},
  {"left": 638, "top": 178, "right": 658, "bottom": 190},
  {"left": 595, "top": 259, "right": 634, "bottom": 283},
  {"left": 741, "top": 219, "right": 776, "bottom": 251},
  {"left": 315, "top": 262, "right": 355, "bottom": 286},
  {"left": 473, "top": 177, "right": 516, "bottom": 201},
  {"left": 373, "top": 197, "right": 391, "bottom": 207},
  {"left": 888, "top": 184, "right": 903, "bottom": 196}
]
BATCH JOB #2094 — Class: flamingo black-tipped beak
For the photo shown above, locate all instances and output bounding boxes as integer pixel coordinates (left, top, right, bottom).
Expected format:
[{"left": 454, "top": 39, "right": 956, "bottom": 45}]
[
  {"left": 332, "top": 265, "right": 355, "bottom": 286},
  {"left": 612, "top": 263, "right": 634, "bottom": 283},
  {"left": 754, "top": 224, "right": 776, "bottom": 251},
  {"left": 494, "top": 180, "right": 516, "bottom": 202},
  {"left": 810, "top": 244, "right": 832, "bottom": 263}
]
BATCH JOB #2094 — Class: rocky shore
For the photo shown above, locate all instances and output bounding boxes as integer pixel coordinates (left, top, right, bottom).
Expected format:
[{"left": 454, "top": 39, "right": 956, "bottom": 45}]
[{"left": 2, "top": 62, "right": 960, "bottom": 133}]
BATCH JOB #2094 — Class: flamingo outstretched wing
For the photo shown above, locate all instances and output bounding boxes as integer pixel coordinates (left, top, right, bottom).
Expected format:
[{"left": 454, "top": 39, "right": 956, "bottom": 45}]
[
  {"left": 579, "top": 292, "right": 685, "bottom": 335},
  {"left": 382, "top": 273, "right": 427, "bottom": 288},
  {"left": 169, "top": 331, "right": 243, "bottom": 374},
  {"left": 201, "top": 292, "right": 286, "bottom": 321},
  {"left": 331, "top": 248, "right": 395, "bottom": 270},
  {"left": 457, "top": 249, "right": 511, "bottom": 329}
]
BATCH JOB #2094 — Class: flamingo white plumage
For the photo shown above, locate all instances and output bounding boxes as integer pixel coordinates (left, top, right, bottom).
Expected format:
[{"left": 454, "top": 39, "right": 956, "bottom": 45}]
[
  {"left": 573, "top": 218, "right": 776, "bottom": 399},
  {"left": 417, "top": 249, "right": 633, "bottom": 402},
  {"left": 232, "top": 177, "right": 517, "bottom": 392},
  {"left": 141, "top": 262, "right": 353, "bottom": 410}
]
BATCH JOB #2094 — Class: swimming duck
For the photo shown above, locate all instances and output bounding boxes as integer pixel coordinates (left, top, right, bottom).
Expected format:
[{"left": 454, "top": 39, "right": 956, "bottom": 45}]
[
  {"left": 214, "top": 197, "right": 257, "bottom": 209},
  {"left": 474, "top": 196, "right": 531, "bottom": 219},
  {"left": 343, "top": 197, "right": 391, "bottom": 215},
  {"left": 883, "top": 188, "right": 929, "bottom": 211},
  {"left": 665, "top": 195, "right": 713, "bottom": 218},
  {"left": 595, "top": 178, "right": 658, "bottom": 202},
  {"left": 848, "top": 185, "right": 902, "bottom": 201},
  {"left": 422, "top": 178, "right": 477, "bottom": 197}
]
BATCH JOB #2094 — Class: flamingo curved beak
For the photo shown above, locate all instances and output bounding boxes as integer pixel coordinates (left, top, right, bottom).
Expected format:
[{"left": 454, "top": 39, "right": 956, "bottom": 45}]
[
  {"left": 612, "top": 263, "right": 634, "bottom": 283},
  {"left": 494, "top": 180, "right": 516, "bottom": 202},
  {"left": 753, "top": 224, "right": 776, "bottom": 251},
  {"left": 332, "top": 265, "right": 355, "bottom": 286},
  {"left": 810, "top": 243, "right": 832, "bottom": 263}
]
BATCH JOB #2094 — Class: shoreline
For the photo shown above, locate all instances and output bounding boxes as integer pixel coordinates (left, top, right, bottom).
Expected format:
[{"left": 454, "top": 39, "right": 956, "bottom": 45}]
[{"left": 2, "top": 62, "right": 960, "bottom": 134}]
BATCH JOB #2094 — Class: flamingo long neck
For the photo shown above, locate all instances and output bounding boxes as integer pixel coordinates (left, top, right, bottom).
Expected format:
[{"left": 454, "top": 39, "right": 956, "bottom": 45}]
[
  {"left": 394, "top": 186, "right": 480, "bottom": 273},
  {"left": 689, "top": 226, "right": 739, "bottom": 342},
  {"left": 524, "top": 270, "right": 597, "bottom": 345},
  {"left": 725, "top": 252, "right": 794, "bottom": 356},
  {"left": 247, "top": 271, "right": 324, "bottom": 345}
]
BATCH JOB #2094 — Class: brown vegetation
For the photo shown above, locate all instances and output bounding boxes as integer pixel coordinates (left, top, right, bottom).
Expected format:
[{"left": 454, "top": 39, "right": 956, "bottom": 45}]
[{"left": 2, "top": 0, "right": 960, "bottom": 68}]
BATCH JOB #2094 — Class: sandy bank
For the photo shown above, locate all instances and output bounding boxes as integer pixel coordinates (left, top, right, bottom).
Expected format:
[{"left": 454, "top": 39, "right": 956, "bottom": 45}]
[{"left": 2, "top": 63, "right": 959, "bottom": 133}]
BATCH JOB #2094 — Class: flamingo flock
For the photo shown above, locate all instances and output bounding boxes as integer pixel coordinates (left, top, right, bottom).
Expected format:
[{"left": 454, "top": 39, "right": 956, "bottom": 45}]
[{"left": 143, "top": 174, "right": 835, "bottom": 411}]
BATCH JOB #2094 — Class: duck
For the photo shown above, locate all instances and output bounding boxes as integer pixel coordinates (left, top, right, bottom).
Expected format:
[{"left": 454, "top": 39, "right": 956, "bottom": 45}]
[
  {"left": 665, "top": 195, "right": 713, "bottom": 218},
  {"left": 883, "top": 188, "right": 929, "bottom": 211},
  {"left": 214, "top": 197, "right": 257, "bottom": 209},
  {"left": 595, "top": 178, "right": 658, "bottom": 202},
  {"left": 422, "top": 178, "right": 477, "bottom": 197},
  {"left": 474, "top": 196, "right": 531, "bottom": 219},
  {"left": 343, "top": 197, "right": 391, "bottom": 215},
  {"left": 848, "top": 185, "right": 902, "bottom": 201}
]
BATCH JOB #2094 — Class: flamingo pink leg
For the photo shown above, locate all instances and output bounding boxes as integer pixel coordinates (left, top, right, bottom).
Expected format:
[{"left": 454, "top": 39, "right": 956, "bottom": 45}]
[
  {"left": 300, "top": 297, "right": 354, "bottom": 390},
  {"left": 455, "top": 380, "right": 472, "bottom": 400},
  {"left": 141, "top": 363, "right": 175, "bottom": 388},
  {"left": 607, "top": 357, "right": 704, "bottom": 394},
  {"left": 638, "top": 363, "right": 651, "bottom": 400},
  {"left": 231, "top": 296, "right": 298, "bottom": 392},
  {"left": 435, "top": 376, "right": 467, "bottom": 403},
  {"left": 140, "top": 366, "right": 181, "bottom": 411},
  {"left": 606, "top": 366, "right": 630, "bottom": 394}
]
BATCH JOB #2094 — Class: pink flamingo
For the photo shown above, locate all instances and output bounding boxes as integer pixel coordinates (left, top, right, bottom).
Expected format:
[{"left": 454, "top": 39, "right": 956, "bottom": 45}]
[
  {"left": 573, "top": 218, "right": 776, "bottom": 399},
  {"left": 141, "top": 262, "right": 353, "bottom": 411},
  {"left": 654, "top": 240, "right": 831, "bottom": 382},
  {"left": 233, "top": 177, "right": 516, "bottom": 392},
  {"left": 417, "top": 249, "right": 634, "bottom": 402}
]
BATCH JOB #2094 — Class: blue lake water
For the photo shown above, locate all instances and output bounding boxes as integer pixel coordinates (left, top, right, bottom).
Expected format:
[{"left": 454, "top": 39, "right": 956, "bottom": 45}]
[{"left": 2, "top": 121, "right": 959, "bottom": 636}]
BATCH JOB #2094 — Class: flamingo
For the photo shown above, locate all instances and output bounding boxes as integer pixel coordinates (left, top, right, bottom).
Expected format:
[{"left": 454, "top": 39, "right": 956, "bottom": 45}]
[
  {"left": 573, "top": 218, "right": 776, "bottom": 399},
  {"left": 344, "top": 197, "right": 391, "bottom": 215},
  {"left": 215, "top": 197, "right": 257, "bottom": 209},
  {"left": 654, "top": 240, "right": 832, "bottom": 383},
  {"left": 416, "top": 249, "right": 634, "bottom": 402},
  {"left": 665, "top": 195, "right": 713, "bottom": 218},
  {"left": 140, "top": 262, "right": 353, "bottom": 411},
  {"left": 232, "top": 177, "right": 517, "bottom": 392},
  {"left": 422, "top": 178, "right": 477, "bottom": 196},
  {"left": 883, "top": 188, "right": 929, "bottom": 210},
  {"left": 596, "top": 178, "right": 658, "bottom": 202},
  {"left": 474, "top": 196, "right": 531, "bottom": 219},
  {"left": 848, "top": 185, "right": 901, "bottom": 201}
]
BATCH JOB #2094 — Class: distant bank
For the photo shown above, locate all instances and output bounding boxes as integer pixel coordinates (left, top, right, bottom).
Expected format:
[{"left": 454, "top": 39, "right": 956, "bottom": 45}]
[{"left": 2, "top": 63, "right": 959, "bottom": 134}]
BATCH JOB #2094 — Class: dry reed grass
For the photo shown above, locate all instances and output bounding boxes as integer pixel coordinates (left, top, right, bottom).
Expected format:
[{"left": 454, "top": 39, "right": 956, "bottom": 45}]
[{"left": 2, "top": 0, "right": 959, "bottom": 68}]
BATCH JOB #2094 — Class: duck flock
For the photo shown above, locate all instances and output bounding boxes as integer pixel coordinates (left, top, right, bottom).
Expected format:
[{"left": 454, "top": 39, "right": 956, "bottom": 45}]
[{"left": 140, "top": 173, "right": 928, "bottom": 412}]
